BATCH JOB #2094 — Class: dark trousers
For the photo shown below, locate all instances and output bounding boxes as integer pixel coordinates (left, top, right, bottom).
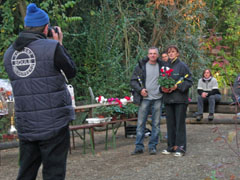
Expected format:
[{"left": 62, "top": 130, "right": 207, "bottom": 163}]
[
  {"left": 17, "top": 126, "right": 70, "bottom": 180},
  {"left": 197, "top": 94, "right": 221, "bottom": 114},
  {"left": 165, "top": 103, "right": 187, "bottom": 152}
]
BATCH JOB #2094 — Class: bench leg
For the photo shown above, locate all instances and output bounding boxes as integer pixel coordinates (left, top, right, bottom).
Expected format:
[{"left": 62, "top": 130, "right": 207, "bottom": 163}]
[
  {"left": 124, "top": 121, "right": 127, "bottom": 138},
  {"left": 89, "top": 128, "right": 95, "bottom": 155},
  {"left": 69, "top": 142, "right": 72, "bottom": 154},
  {"left": 112, "top": 124, "right": 116, "bottom": 149},
  {"left": 111, "top": 123, "right": 122, "bottom": 149},
  {"left": 105, "top": 124, "right": 109, "bottom": 150},
  {"left": 83, "top": 129, "right": 86, "bottom": 154},
  {"left": 71, "top": 129, "right": 75, "bottom": 149}
]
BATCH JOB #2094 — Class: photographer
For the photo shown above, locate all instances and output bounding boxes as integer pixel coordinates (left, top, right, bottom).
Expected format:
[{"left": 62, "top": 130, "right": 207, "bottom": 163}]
[{"left": 4, "top": 3, "right": 76, "bottom": 180}]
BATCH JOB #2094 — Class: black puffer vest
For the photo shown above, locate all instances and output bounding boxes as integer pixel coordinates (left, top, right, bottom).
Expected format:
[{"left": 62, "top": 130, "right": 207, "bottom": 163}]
[{"left": 4, "top": 39, "right": 74, "bottom": 141}]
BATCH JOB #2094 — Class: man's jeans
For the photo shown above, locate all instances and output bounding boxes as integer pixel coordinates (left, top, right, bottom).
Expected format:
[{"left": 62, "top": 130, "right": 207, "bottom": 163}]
[
  {"left": 135, "top": 99, "right": 162, "bottom": 150},
  {"left": 197, "top": 94, "right": 221, "bottom": 114}
]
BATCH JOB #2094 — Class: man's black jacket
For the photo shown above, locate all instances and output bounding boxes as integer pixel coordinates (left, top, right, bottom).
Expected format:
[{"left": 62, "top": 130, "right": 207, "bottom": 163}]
[{"left": 130, "top": 57, "right": 164, "bottom": 104}]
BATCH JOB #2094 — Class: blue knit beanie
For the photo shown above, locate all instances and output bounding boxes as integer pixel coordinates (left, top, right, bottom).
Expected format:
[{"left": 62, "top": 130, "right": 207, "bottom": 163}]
[{"left": 24, "top": 3, "right": 49, "bottom": 27}]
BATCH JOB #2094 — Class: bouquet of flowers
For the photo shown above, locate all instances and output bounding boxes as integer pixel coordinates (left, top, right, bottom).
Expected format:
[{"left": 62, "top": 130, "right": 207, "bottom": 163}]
[{"left": 158, "top": 67, "right": 176, "bottom": 88}]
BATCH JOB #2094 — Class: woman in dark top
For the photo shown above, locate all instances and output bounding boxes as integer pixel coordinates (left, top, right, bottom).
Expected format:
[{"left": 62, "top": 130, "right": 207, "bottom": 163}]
[{"left": 161, "top": 45, "right": 193, "bottom": 157}]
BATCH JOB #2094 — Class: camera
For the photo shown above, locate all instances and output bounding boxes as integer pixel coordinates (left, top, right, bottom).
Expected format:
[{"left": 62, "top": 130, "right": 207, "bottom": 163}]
[{"left": 47, "top": 26, "right": 59, "bottom": 37}]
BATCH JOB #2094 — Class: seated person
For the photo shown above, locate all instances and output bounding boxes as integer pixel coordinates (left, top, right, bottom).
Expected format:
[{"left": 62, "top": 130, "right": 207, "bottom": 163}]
[
  {"left": 196, "top": 69, "right": 221, "bottom": 121},
  {"left": 231, "top": 73, "right": 240, "bottom": 103}
]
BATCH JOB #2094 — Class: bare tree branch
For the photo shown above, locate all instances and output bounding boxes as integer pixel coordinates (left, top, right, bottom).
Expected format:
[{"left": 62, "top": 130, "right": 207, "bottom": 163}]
[{"left": 18, "top": 0, "right": 27, "bottom": 23}]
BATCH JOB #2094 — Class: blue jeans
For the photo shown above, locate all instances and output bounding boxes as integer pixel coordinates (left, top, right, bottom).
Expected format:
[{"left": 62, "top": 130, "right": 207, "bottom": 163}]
[{"left": 135, "top": 99, "right": 162, "bottom": 150}]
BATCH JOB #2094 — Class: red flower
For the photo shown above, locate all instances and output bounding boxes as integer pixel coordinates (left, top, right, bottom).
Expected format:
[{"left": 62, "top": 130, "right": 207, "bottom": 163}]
[
  {"left": 115, "top": 99, "right": 123, "bottom": 108},
  {"left": 158, "top": 68, "right": 176, "bottom": 88},
  {"left": 160, "top": 69, "right": 164, "bottom": 73},
  {"left": 165, "top": 69, "right": 173, "bottom": 76},
  {"left": 98, "top": 96, "right": 102, "bottom": 103},
  {"left": 165, "top": 69, "right": 173, "bottom": 77},
  {"left": 124, "top": 96, "right": 131, "bottom": 100}
]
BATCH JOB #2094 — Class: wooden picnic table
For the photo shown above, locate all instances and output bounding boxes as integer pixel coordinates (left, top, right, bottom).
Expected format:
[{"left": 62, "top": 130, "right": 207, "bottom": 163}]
[
  {"left": 71, "top": 101, "right": 136, "bottom": 154},
  {"left": 69, "top": 117, "right": 137, "bottom": 154}
]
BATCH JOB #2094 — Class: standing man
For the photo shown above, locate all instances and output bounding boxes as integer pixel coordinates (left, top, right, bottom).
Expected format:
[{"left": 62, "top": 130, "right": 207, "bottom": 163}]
[
  {"left": 4, "top": 3, "right": 76, "bottom": 180},
  {"left": 130, "top": 47, "right": 163, "bottom": 155}
]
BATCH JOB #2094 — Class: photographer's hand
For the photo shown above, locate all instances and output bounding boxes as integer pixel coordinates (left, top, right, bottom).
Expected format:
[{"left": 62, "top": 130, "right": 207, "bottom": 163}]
[{"left": 52, "top": 26, "right": 63, "bottom": 45}]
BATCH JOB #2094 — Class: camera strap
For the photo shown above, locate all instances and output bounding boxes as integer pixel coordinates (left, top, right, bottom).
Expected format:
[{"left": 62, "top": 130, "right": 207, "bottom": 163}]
[{"left": 60, "top": 70, "right": 75, "bottom": 107}]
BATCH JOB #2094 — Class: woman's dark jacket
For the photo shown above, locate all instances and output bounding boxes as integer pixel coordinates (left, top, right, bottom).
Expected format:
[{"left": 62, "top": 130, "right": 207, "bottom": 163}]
[
  {"left": 162, "top": 58, "right": 193, "bottom": 104},
  {"left": 130, "top": 57, "right": 163, "bottom": 104}
]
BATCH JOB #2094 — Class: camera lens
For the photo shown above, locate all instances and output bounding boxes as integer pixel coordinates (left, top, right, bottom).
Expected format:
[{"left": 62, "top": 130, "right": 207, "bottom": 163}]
[
  {"left": 47, "top": 27, "right": 53, "bottom": 37},
  {"left": 47, "top": 26, "right": 59, "bottom": 37}
]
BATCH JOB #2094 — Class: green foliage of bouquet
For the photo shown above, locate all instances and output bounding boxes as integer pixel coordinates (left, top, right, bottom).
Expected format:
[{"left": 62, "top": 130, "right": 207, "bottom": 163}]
[{"left": 158, "top": 67, "right": 176, "bottom": 88}]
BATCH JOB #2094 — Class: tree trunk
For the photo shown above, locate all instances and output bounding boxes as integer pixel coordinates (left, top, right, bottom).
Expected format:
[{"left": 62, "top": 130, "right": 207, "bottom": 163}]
[{"left": 18, "top": 0, "right": 27, "bottom": 22}]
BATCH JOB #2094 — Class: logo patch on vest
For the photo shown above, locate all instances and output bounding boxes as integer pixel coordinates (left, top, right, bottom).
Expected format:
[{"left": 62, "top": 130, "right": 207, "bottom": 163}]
[{"left": 11, "top": 47, "right": 36, "bottom": 77}]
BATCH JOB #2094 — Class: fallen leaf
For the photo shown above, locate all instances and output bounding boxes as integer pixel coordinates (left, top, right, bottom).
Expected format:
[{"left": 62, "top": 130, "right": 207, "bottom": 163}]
[
  {"left": 214, "top": 136, "right": 223, "bottom": 142},
  {"left": 228, "top": 131, "right": 236, "bottom": 143},
  {"left": 204, "top": 177, "right": 211, "bottom": 180},
  {"left": 212, "top": 127, "right": 218, "bottom": 133},
  {"left": 230, "top": 174, "right": 235, "bottom": 180}
]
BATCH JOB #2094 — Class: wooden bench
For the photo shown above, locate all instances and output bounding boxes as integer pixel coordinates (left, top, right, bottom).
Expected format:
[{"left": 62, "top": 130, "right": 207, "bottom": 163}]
[
  {"left": 69, "top": 117, "right": 138, "bottom": 154},
  {"left": 187, "top": 101, "right": 240, "bottom": 117}
]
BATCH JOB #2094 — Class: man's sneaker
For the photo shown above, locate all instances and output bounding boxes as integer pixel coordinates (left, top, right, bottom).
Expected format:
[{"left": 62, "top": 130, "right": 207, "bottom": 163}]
[
  {"left": 174, "top": 152, "right": 184, "bottom": 157},
  {"left": 161, "top": 147, "right": 175, "bottom": 155},
  {"left": 149, "top": 148, "right": 157, "bottom": 155},
  {"left": 208, "top": 113, "right": 214, "bottom": 121},
  {"left": 131, "top": 149, "right": 143, "bottom": 155},
  {"left": 196, "top": 114, "right": 203, "bottom": 121}
]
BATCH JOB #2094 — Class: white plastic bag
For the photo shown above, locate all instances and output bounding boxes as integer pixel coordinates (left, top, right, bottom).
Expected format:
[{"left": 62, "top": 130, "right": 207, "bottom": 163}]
[{"left": 67, "top": 84, "right": 76, "bottom": 108}]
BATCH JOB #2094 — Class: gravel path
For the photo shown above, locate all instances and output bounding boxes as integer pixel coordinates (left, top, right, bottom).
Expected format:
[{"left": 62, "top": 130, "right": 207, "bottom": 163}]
[{"left": 1, "top": 122, "right": 240, "bottom": 180}]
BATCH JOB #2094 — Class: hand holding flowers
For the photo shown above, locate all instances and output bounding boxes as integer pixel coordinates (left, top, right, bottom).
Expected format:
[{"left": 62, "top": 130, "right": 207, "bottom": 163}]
[
  {"left": 159, "top": 67, "right": 189, "bottom": 93},
  {"left": 158, "top": 67, "right": 176, "bottom": 93}
]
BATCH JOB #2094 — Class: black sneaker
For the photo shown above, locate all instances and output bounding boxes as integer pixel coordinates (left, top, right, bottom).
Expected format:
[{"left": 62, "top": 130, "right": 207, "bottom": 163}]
[
  {"left": 196, "top": 114, "right": 203, "bottom": 121},
  {"left": 208, "top": 113, "right": 214, "bottom": 121},
  {"left": 149, "top": 148, "right": 157, "bottom": 155},
  {"left": 131, "top": 149, "right": 144, "bottom": 155}
]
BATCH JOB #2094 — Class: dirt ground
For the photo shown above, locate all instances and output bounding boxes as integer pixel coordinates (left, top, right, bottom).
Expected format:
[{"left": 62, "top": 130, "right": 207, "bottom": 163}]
[{"left": 0, "top": 114, "right": 240, "bottom": 180}]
